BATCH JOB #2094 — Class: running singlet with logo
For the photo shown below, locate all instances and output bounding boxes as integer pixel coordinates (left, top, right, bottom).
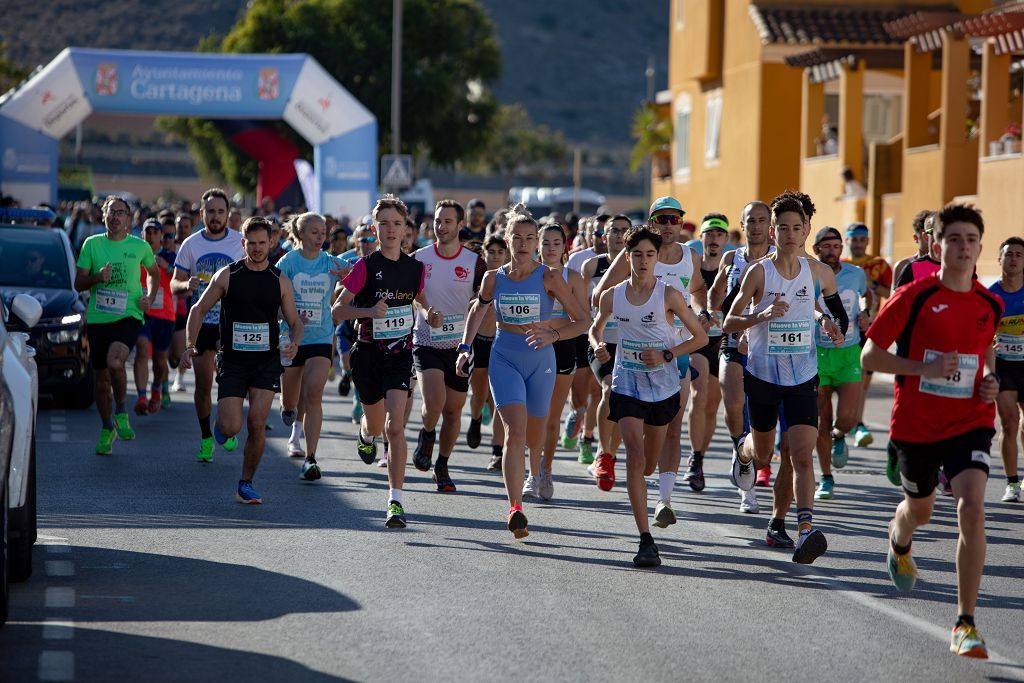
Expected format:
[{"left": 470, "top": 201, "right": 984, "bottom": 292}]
[
  {"left": 725, "top": 245, "right": 775, "bottom": 349},
  {"left": 219, "top": 260, "right": 282, "bottom": 360},
  {"left": 610, "top": 280, "right": 680, "bottom": 403},
  {"left": 77, "top": 234, "right": 157, "bottom": 324},
  {"left": 342, "top": 251, "right": 425, "bottom": 350},
  {"left": 139, "top": 248, "right": 176, "bottom": 322},
  {"left": 655, "top": 243, "right": 695, "bottom": 342},
  {"left": 746, "top": 258, "right": 817, "bottom": 386},
  {"left": 413, "top": 244, "right": 485, "bottom": 349},
  {"left": 816, "top": 262, "right": 866, "bottom": 347},
  {"left": 989, "top": 281, "right": 1024, "bottom": 362},
  {"left": 867, "top": 274, "right": 1002, "bottom": 443},
  {"left": 894, "top": 255, "right": 940, "bottom": 289},
  {"left": 174, "top": 229, "right": 245, "bottom": 325},
  {"left": 492, "top": 264, "right": 554, "bottom": 325},
  {"left": 277, "top": 249, "right": 343, "bottom": 346}
]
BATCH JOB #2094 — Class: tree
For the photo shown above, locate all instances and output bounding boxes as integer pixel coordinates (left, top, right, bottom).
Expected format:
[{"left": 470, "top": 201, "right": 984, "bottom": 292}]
[
  {"left": 0, "top": 41, "right": 30, "bottom": 94},
  {"left": 630, "top": 102, "right": 672, "bottom": 174},
  {"left": 470, "top": 104, "right": 567, "bottom": 197},
  {"left": 162, "top": 0, "right": 501, "bottom": 192}
]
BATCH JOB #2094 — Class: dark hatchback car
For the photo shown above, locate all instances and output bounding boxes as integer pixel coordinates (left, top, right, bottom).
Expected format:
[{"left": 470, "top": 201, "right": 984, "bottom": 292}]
[{"left": 0, "top": 217, "right": 92, "bottom": 408}]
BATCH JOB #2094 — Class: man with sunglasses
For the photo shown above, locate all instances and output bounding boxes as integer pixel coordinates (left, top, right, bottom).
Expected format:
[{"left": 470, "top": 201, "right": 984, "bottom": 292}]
[{"left": 335, "top": 225, "right": 378, "bottom": 421}]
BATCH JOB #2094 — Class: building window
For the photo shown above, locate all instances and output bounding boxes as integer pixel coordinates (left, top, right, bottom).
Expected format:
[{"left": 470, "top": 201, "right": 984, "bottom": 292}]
[
  {"left": 705, "top": 91, "right": 723, "bottom": 162},
  {"left": 675, "top": 0, "right": 685, "bottom": 30},
  {"left": 675, "top": 93, "right": 691, "bottom": 175}
]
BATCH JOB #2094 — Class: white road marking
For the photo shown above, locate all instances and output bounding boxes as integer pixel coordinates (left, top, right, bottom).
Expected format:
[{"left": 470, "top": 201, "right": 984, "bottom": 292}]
[
  {"left": 48, "top": 434, "right": 68, "bottom": 442},
  {"left": 44, "top": 587, "right": 75, "bottom": 608},
  {"left": 38, "top": 535, "right": 68, "bottom": 543},
  {"left": 45, "top": 561, "right": 75, "bottom": 577},
  {"left": 42, "top": 619, "right": 74, "bottom": 640},
  {"left": 38, "top": 650, "right": 74, "bottom": 681}
]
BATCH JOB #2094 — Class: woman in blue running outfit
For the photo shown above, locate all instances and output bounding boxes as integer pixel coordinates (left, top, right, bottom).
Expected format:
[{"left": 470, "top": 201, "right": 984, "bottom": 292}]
[{"left": 457, "top": 206, "right": 591, "bottom": 538}]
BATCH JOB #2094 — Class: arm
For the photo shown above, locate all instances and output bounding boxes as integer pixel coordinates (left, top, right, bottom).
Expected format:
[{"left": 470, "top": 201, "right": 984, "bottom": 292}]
[
  {"left": 279, "top": 275, "right": 304, "bottom": 352},
  {"left": 689, "top": 248, "right": 710, "bottom": 319},
  {"left": 414, "top": 290, "right": 444, "bottom": 329},
  {"left": 640, "top": 288, "right": 708, "bottom": 366},
  {"left": 74, "top": 265, "right": 110, "bottom": 292},
  {"left": 455, "top": 271, "right": 497, "bottom": 377},
  {"left": 589, "top": 289, "right": 613, "bottom": 363},
  {"left": 708, "top": 251, "right": 735, "bottom": 311},
  {"left": 331, "top": 288, "right": 387, "bottom": 323},
  {"left": 179, "top": 267, "right": 229, "bottom": 369},
  {"left": 592, "top": 250, "right": 630, "bottom": 306},
  {"left": 722, "top": 264, "right": 773, "bottom": 334},
  {"left": 540, "top": 266, "right": 592, "bottom": 342},
  {"left": 860, "top": 338, "right": 955, "bottom": 378},
  {"left": 139, "top": 262, "right": 160, "bottom": 312}
]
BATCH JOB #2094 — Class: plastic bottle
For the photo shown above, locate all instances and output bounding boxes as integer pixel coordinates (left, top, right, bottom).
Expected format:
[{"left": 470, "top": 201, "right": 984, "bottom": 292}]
[{"left": 280, "top": 331, "right": 292, "bottom": 367}]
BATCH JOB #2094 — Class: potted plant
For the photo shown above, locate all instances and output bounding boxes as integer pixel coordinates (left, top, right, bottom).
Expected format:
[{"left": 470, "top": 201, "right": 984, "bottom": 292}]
[{"left": 1001, "top": 122, "right": 1022, "bottom": 155}]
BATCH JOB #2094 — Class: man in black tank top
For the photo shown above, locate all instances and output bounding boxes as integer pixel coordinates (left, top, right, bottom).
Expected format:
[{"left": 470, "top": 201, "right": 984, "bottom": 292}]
[{"left": 181, "top": 217, "right": 304, "bottom": 505}]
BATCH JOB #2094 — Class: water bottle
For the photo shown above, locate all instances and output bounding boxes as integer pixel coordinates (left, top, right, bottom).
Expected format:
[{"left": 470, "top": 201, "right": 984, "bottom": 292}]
[{"left": 280, "top": 331, "right": 292, "bottom": 367}]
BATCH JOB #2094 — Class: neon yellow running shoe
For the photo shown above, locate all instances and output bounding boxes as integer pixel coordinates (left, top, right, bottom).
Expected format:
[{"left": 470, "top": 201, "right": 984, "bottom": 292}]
[
  {"left": 96, "top": 428, "right": 115, "bottom": 455},
  {"left": 950, "top": 623, "right": 988, "bottom": 659},
  {"left": 223, "top": 436, "right": 238, "bottom": 452},
  {"left": 113, "top": 412, "right": 135, "bottom": 440},
  {"left": 196, "top": 437, "right": 214, "bottom": 463}
]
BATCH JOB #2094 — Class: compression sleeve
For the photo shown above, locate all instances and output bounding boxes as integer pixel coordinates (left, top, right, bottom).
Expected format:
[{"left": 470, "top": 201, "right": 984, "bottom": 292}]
[{"left": 823, "top": 292, "right": 849, "bottom": 334}]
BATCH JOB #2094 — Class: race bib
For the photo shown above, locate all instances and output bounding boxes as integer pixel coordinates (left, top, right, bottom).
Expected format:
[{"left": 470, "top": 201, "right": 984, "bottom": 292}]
[
  {"left": 919, "top": 350, "right": 978, "bottom": 399},
  {"left": 150, "top": 287, "right": 164, "bottom": 311},
  {"left": 708, "top": 311, "right": 723, "bottom": 337},
  {"left": 373, "top": 304, "right": 413, "bottom": 340},
  {"left": 996, "top": 334, "right": 1024, "bottom": 362},
  {"left": 430, "top": 313, "right": 465, "bottom": 343},
  {"left": 620, "top": 339, "right": 662, "bottom": 372},
  {"left": 768, "top": 320, "right": 812, "bottom": 355},
  {"left": 498, "top": 294, "right": 541, "bottom": 325},
  {"left": 296, "top": 301, "right": 323, "bottom": 327},
  {"left": 551, "top": 298, "right": 565, "bottom": 318},
  {"left": 232, "top": 322, "right": 270, "bottom": 351},
  {"left": 95, "top": 288, "right": 127, "bottom": 315}
]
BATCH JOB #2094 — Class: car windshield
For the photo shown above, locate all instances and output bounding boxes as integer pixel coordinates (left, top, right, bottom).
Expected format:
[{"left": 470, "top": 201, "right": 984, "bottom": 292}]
[{"left": 0, "top": 228, "right": 71, "bottom": 289}]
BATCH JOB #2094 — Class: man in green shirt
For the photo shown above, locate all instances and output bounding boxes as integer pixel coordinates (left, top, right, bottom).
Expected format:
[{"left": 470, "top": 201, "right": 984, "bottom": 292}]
[{"left": 75, "top": 195, "right": 160, "bottom": 455}]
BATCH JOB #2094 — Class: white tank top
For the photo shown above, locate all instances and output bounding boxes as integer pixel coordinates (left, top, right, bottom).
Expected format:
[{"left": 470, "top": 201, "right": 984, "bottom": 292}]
[
  {"left": 610, "top": 280, "right": 682, "bottom": 403},
  {"left": 655, "top": 243, "right": 695, "bottom": 341},
  {"left": 412, "top": 244, "right": 481, "bottom": 349},
  {"left": 746, "top": 257, "right": 818, "bottom": 386},
  {"left": 726, "top": 245, "right": 775, "bottom": 349}
]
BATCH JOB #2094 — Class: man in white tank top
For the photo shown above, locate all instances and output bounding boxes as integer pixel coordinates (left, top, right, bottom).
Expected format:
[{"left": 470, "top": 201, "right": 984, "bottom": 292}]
[{"left": 723, "top": 196, "right": 845, "bottom": 565}]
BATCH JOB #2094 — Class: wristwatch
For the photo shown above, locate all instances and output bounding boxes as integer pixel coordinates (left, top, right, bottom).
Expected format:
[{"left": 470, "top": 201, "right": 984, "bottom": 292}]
[
  {"left": 662, "top": 349, "right": 674, "bottom": 363},
  {"left": 457, "top": 343, "right": 474, "bottom": 355}
]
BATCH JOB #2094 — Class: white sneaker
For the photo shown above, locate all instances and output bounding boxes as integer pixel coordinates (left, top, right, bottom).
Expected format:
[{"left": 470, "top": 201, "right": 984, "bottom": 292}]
[
  {"left": 730, "top": 435, "right": 756, "bottom": 491},
  {"left": 739, "top": 487, "right": 759, "bottom": 514},
  {"left": 287, "top": 432, "right": 305, "bottom": 458},
  {"left": 653, "top": 500, "right": 677, "bottom": 528},
  {"left": 1003, "top": 481, "right": 1021, "bottom": 502},
  {"left": 522, "top": 475, "right": 541, "bottom": 499},
  {"left": 171, "top": 369, "right": 186, "bottom": 392},
  {"left": 539, "top": 471, "right": 554, "bottom": 500},
  {"left": 375, "top": 454, "right": 389, "bottom": 468}
]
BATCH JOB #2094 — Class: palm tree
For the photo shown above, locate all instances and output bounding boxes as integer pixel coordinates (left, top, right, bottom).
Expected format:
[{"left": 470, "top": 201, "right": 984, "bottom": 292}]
[{"left": 630, "top": 103, "right": 672, "bottom": 176}]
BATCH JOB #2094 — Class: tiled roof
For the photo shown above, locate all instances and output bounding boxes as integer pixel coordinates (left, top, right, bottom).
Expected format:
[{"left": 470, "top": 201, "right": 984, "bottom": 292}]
[{"left": 749, "top": 5, "right": 932, "bottom": 45}]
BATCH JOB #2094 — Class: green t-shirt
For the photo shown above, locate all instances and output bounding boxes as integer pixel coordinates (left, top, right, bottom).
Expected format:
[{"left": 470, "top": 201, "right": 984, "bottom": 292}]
[{"left": 77, "top": 234, "right": 156, "bottom": 323}]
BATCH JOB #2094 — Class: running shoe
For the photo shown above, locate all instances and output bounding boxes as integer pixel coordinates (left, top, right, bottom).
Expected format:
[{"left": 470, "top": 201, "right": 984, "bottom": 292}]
[
  {"left": 433, "top": 461, "right": 457, "bottom": 493},
  {"left": 95, "top": 428, "right": 115, "bottom": 455},
  {"left": 831, "top": 434, "right": 849, "bottom": 468},
  {"left": 886, "top": 544, "right": 918, "bottom": 593},
  {"left": 590, "top": 453, "right": 616, "bottom": 491},
  {"left": 562, "top": 410, "right": 581, "bottom": 449},
  {"left": 196, "top": 437, "right": 214, "bottom": 463},
  {"left": 413, "top": 428, "right": 436, "bottom": 471},
  {"left": 739, "top": 488, "right": 759, "bottom": 514},
  {"left": 487, "top": 453, "right": 503, "bottom": 471},
  {"left": 171, "top": 371, "right": 186, "bottom": 392},
  {"left": 653, "top": 501, "right": 677, "bottom": 528},
  {"left": 376, "top": 453, "right": 389, "bottom": 468},
  {"left": 133, "top": 396, "right": 149, "bottom": 416},
  {"left": 357, "top": 432, "right": 377, "bottom": 464},
  {"left": 287, "top": 432, "right": 305, "bottom": 458},
  {"left": 300, "top": 457, "right": 322, "bottom": 481},
  {"left": 236, "top": 480, "right": 262, "bottom": 504},
  {"left": 113, "top": 412, "right": 135, "bottom": 440},
  {"left": 467, "top": 417, "right": 482, "bottom": 449},
  {"left": 792, "top": 528, "right": 828, "bottom": 564},
  {"left": 507, "top": 505, "right": 529, "bottom": 539},
  {"left": 161, "top": 383, "right": 171, "bottom": 408},
  {"left": 147, "top": 394, "right": 161, "bottom": 415},
  {"left": 223, "top": 435, "right": 238, "bottom": 452},
  {"left": 681, "top": 457, "right": 705, "bottom": 491},
  {"left": 281, "top": 409, "right": 296, "bottom": 427},
  {"left": 522, "top": 475, "right": 541, "bottom": 499},
  {"left": 950, "top": 624, "right": 988, "bottom": 659},
  {"left": 578, "top": 437, "right": 594, "bottom": 465},
  {"left": 1002, "top": 481, "right": 1021, "bottom": 502},
  {"left": 938, "top": 470, "right": 953, "bottom": 497},
  {"left": 765, "top": 525, "right": 795, "bottom": 548},
  {"left": 815, "top": 478, "right": 835, "bottom": 500},
  {"left": 755, "top": 465, "right": 772, "bottom": 488},
  {"left": 886, "top": 443, "right": 902, "bottom": 487},
  {"left": 338, "top": 371, "right": 351, "bottom": 396},
  {"left": 351, "top": 399, "right": 363, "bottom": 424},
  {"left": 385, "top": 500, "right": 407, "bottom": 528},
  {"left": 481, "top": 402, "right": 493, "bottom": 427},
  {"left": 538, "top": 471, "right": 554, "bottom": 501},
  {"left": 633, "top": 536, "right": 662, "bottom": 568},
  {"left": 730, "top": 437, "right": 755, "bottom": 491},
  {"left": 854, "top": 424, "right": 874, "bottom": 447}
]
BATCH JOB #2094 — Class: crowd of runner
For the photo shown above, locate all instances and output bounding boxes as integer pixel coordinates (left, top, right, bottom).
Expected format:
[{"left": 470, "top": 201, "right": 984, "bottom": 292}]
[{"left": 67, "top": 186, "right": 1022, "bottom": 661}]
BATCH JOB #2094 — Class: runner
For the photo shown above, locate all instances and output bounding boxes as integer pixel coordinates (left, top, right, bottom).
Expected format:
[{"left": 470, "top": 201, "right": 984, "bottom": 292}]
[
  {"left": 410, "top": 200, "right": 486, "bottom": 493},
  {"left": 170, "top": 211, "right": 193, "bottom": 393},
  {"left": 179, "top": 216, "right": 304, "bottom": 503},
  {"left": 335, "top": 224, "right": 377, "bottom": 421},
  {"left": 892, "top": 210, "right": 934, "bottom": 286},
  {"left": 989, "top": 236, "right": 1024, "bottom": 503},
  {"left": 811, "top": 227, "right": 867, "bottom": 500},
  {"left": 276, "top": 212, "right": 343, "bottom": 481},
  {"left": 862, "top": 202, "right": 1001, "bottom": 658},
  {"left": 893, "top": 212, "right": 942, "bottom": 289},
  {"left": 590, "top": 226, "right": 707, "bottom": 566},
  {"left": 460, "top": 198, "right": 488, "bottom": 250},
  {"left": 455, "top": 205, "right": 590, "bottom": 539},
  {"left": 132, "top": 218, "right": 177, "bottom": 416},
  {"left": 332, "top": 196, "right": 443, "bottom": 528},
  {"left": 171, "top": 188, "right": 245, "bottom": 462},
  {"left": 466, "top": 234, "right": 508, "bottom": 471},
  {"left": 722, "top": 194, "right": 847, "bottom": 564},
  {"left": 74, "top": 196, "right": 160, "bottom": 455}
]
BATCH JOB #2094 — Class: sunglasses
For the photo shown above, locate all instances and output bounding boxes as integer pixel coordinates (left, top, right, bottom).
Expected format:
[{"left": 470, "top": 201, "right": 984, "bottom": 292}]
[
  {"left": 358, "top": 236, "right": 377, "bottom": 244},
  {"left": 593, "top": 230, "right": 605, "bottom": 237},
  {"left": 162, "top": 232, "right": 175, "bottom": 239},
  {"left": 652, "top": 215, "right": 682, "bottom": 226}
]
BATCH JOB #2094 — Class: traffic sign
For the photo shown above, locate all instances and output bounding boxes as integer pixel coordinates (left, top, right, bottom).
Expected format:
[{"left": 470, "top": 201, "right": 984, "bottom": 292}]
[{"left": 380, "top": 154, "right": 413, "bottom": 188}]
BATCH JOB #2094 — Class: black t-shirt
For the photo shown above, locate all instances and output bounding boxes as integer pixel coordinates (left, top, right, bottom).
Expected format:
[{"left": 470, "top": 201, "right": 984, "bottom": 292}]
[
  {"left": 220, "top": 260, "right": 282, "bottom": 360},
  {"left": 341, "top": 250, "right": 425, "bottom": 351}
]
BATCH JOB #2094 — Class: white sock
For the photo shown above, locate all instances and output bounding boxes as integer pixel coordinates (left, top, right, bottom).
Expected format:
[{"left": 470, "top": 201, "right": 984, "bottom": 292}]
[
  {"left": 659, "top": 472, "right": 677, "bottom": 503},
  {"left": 389, "top": 487, "right": 403, "bottom": 504},
  {"left": 290, "top": 422, "right": 304, "bottom": 441}
]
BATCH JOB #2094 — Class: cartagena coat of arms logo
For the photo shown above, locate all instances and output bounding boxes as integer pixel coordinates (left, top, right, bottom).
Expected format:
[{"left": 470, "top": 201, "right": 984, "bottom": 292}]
[
  {"left": 258, "top": 68, "right": 279, "bottom": 101},
  {"left": 96, "top": 64, "right": 118, "bottom": 96}
]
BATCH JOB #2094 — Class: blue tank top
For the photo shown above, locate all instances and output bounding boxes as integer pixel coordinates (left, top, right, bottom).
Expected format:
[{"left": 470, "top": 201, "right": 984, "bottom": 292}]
[
  {"left": 990, "top": 281, "right": 1024, "bottom": 362},
  {"left": 493, "top": 263, "right": 555, "bottom": 325}
]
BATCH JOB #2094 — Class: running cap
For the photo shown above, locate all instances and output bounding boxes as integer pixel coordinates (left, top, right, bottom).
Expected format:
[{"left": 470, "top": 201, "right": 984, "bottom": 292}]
[
  {"left": 845, "top": 222, "right": 869, "bottom": 237},
  {"left": 649, "top": 196, "right": 685, "bottom": 218},
  {"left": 700, "top": 217, "right": 729, "bottom": 233},
  {"left": 142, "top": 218, "right": 162, "bottom": 231},
  {"left": 814, "top": 226, "right": 843, "bottom": 245}
]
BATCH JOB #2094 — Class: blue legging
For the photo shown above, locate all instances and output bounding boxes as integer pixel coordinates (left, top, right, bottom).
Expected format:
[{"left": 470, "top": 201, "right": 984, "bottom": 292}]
[{"left": 489, "top": 329, "right": 556, "bottom": 417}]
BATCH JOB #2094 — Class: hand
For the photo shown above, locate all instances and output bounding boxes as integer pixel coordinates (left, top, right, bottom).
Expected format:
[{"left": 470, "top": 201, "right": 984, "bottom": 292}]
[
  {"left": 98, "top": 262, "right": 112, "bottom": 283},
  {"left": 180, "top": 348, "right": 195, "bottom": 371},
  {"left": 979, "top": 373, "right": 1000, "bottom": 403},
  {"left": 858, "top": 311, "right": 871, "bottom": 333},
  {"left": 525, "top": 324, "right": 556, "bottom": 350},
  {"left": 138, "top": 294, "right": 152, "bottom": 312},
  {"left": 821, "top": 316, "right": 844, "bottom": 346},
  {"left": 426, "top": 306, "right": 443, "bottom": 329},
  {"left": 369, "top": 299, "right": 388, "bottom": 318},
  {"left": 594, "top": 342, "right": 610, "bottom": 364},
  {"left": 281, "top": 341, "right": 298, "bottom": 361},
  {"left": 738, "top": 334, "right": 749, "bottom": 355},
  {"left": 698, "top": 310, "right": 712, "bottom": 332},
  {"left": 188, "top": 275, "right": 202, "bottom": 292},
  {"left": 329, "top": 264, "right": 344, "bottom": 282},
  {"left": 639, "top": 348, "right": 662, "bottom": 367},
  {"left": 921, "top": 351, "right": 959, "bottom": 379},
  {"left": 455, "top": 351, "right": 473, "bottom": 377},
  {"left": 758, "top": 293, "right": 788, "bottom": 321}
]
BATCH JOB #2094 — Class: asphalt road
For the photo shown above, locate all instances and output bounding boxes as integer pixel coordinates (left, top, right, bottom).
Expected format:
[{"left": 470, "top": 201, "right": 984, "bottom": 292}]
[{"left": 2, "top": 372, "right": 1022, "bottom": 682}]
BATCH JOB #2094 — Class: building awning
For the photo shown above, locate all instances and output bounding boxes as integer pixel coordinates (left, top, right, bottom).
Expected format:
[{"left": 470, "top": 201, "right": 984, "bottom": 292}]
[
  {"left": 960, "top": 12, "right": 1024, "bottom": 54},
  {"left": 784, "top": 48, "right": 907, "bottom": 82},
  {"left": 749, "top": 5, "right": 931, "bottom": 46}
]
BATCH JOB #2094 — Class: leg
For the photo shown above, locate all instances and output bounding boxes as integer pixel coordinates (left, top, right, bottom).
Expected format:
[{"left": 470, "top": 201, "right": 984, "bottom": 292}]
[
  {"left": 658, "top": 376, "right": 690, "bottom": 476},
  {"left": 133, "top": 336, "right": 150, "bottom": 400},
  {"left": 996, "top": 391, "right": 1020, "bottom": 482},
  {"left": 95, "top": 368, "right": 113, "bottom": 424},
  {"left": 152, "top": 350, "right": 170, "bottom": 390},
  {"left": 597, "top": 376, "right": 621, "bottom": 456},
  {"left": 700, "top": 376, "right": 722, "bottom": 452},
  {"left": 773, "top": 435, "right": 794, "bottom": 520},
  {"left": 193, "top": 351, "right": 217, "bottom": 436},
  {"left": 215, "top": 397, "right": 245, "bottom": 439},
  {"left": 833, "top": 381, "right": 862, "bottom": 436},
  {"left": 106, "top": 342, "right": 131, "bottom": 411},
  {"left": 785, "top": 424, "right": 819, "bottom": 527},
  {"left": 816, "top": 385, "right": 835, "bottom": 477},
  {"left": 720, "top": 357, "right": 746, "bottom": 439},
  {"left": 499, "top": 403, "right": 528, "bottom": 508},
  {"left": 620, "top": 417, "right": 650, "bottom": 533},
  {"left": 418, "top": 368, "right": 446, "bottom": 433},
  {"left": 384, "top": 388, "right": 412, "bottom": 490},
  {"left": 950, "top": 468, "right": 988, "bottom": 616},
  {"left": 300, "top": 357, "right": 331, "bottom": 456},
  {"left": 439, "top": 385, "right": 468, "bottom": 458},
  {"left": 240, "top": 388, "right": 275, "bottom": 481},
  {"left": 469, "top": 367, "right": 490, "bottom": 419},
  {"left": 543, "top": 375, "right": 574, "bottom": 472},
  {"left": 687, "top": 354, "right": 709, "bottom": 453},
  {"left": 281, "top": 365, "right": 303, "bottom": 412},
  {"left": 583, "top": 374, "right": 600, "bottom": 439}
]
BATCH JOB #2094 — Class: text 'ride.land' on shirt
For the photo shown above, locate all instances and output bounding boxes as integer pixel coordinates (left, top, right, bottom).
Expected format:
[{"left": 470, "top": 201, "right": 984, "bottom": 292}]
[{"left": 341, "top": 251, "right": 425, "bottom": 352}]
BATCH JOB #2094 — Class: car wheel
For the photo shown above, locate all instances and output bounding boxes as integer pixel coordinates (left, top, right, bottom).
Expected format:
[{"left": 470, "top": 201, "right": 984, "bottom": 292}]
[
  {"left": 9, "top": 437, "right": 35, "bottom": 583},
  {"left": 60, "top": 366, "right": 95, "bottom": 410}
]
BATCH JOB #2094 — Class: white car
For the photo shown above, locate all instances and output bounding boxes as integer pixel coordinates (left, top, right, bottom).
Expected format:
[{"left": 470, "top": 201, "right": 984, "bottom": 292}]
[{"left": 0, "top": 292, "right": 42, "bottom": 627}]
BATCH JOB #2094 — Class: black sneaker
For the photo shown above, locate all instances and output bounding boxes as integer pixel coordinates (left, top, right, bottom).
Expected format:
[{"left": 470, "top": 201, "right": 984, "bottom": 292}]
[
  {"left": 281, "top": 409, "right": 296, "bottom": 427},
  {"left": 413, "top": 428, "right": 436, "bottom": 471},
  {"left": 487, "top": 454, "right": 503, "bottom": 471},
  {"left": 300, "top": 456, "right": 322, "bottom": 481},
  {"left": 433, "top": 459, "right": 456, "bottom": 493},
  {"left": 385, "top": 500, "right": 407, "bottom": 528},
  {"left": 338, "top": 371, "right": 351, "bottom": 397},
  {"left": 467, "top": 417, "right": 482, "bottom": 449},
  {"left": 765, "top": 524, "right": 795, "bottom": 548},
  {"left": 633, "top": 535, "right": 662, "bottom": 568},
  {"left": 357, "top": 432, "right": 377, "bottom": 464},
  {"left": 681, "top": 457, "right": 705, "bottom": 491},
  {"left": 792, "top": 528, "right": 828, "bottom": 564}
]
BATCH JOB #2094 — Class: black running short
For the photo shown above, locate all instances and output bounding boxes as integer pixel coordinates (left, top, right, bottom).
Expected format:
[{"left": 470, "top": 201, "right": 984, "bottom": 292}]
[
  {"left": 890, "top": 428, "right": 994, "bottom": 499},
  {"left": 553, "top": 338, "right": 578, "bottom": 375},
  {"left": 720, "top": 344, "right": 745, "bottom": 367},
  {"left": 472, "top": 334, "right": 493, "bottom": 370},
  {"left": 588, "top": 343, "right": 617, "bottom": 381},
  {"left": 743, "top": 370, "right": 818, "bottom": 432},
  {"left": 996, "top": 358, "right": 1024, "bottom": 394},
  {"left": 414, "top": 345, "right": 469, "bottom": 392},
  {"left": 609, "top": 390, "right": 680, "bottom": 427},
  {"left": 351, "top": 342, "right": 414, "bottom": 405},
  {"left": 695, "top": 335, "right": 723, "bottom": 379},
  {"left": 139, "top": 315, "right": 175, "bottom": 353},
  {"left": 290, "top": 343, "right": 333, "bottom": 367},
  {"left": 574, "top": 334, "right": 589, "bottom": 370},
  {"left": 87, "top": 317, "right": 143, "bottom": 370},
  {"left": 216, "top": 352, "right": 282, "bottom": 400},
  {"left": 175, "top": 312, "right": 188, "bottom": 332},
  {"left": 196, "top": 323, "right": 221, "bottom": 354}
]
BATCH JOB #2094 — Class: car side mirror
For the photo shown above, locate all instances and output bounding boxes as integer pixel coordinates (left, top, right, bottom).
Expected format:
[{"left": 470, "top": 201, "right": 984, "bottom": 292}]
[{"left": 7, "top": 293, "right": 43, "bottom": 332}]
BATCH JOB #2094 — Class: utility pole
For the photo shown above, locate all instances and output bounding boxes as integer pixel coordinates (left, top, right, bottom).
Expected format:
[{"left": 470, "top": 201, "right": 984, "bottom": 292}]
[
  {"left": 644, "top": 55, "right": 655, "bottom": 206},
  {"left": 391, "top": 0, "right": 403, "bottom": 157}
]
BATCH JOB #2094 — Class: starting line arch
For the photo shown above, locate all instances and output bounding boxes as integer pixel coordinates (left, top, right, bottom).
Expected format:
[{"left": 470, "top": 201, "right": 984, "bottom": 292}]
[{"left": 0, "top": 47, "right": 377, "bottom": 216}]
